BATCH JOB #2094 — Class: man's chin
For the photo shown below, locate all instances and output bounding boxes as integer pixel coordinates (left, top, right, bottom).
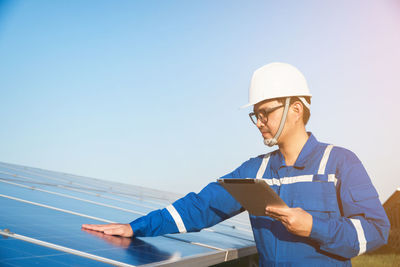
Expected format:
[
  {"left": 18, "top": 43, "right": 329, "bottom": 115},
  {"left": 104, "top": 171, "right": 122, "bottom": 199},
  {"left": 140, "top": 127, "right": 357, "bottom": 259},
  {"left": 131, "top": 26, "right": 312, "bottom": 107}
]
[{"left": 262, "top": 133, "right": 271, "bottom": 139}]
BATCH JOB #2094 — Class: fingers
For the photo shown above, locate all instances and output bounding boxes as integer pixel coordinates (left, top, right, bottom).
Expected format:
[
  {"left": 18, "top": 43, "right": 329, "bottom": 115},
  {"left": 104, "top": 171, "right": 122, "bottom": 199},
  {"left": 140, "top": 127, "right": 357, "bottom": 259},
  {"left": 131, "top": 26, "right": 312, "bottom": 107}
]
[
  {"left": 265, "top": 206, "right": 290, "bottom": 220},
  {"left": 82, "top": 224, "right": 119, "bottom": 232},
  {"left": 82, "top": 223, "right": 117, "bottom": 229},
  {"left": 265, "top": 206, "right": 290, "bottom": 216},
  {"left": 81, "top": 224, "right": 122, "bottom": 235},
  {"left": 265, "top": 214, "right": 283, "bottom": 222},
  {"left": 264, "top": 207, "right": 313, "bottom": 237},
  {"left": 81, "top": 223, "right": 133, "bottom": 237},
  {"left": 104, "top": 227, "right": 124, "bottom": 236},
  {"left": 81, "top": 228, "right": 110, "bottom": 239}
]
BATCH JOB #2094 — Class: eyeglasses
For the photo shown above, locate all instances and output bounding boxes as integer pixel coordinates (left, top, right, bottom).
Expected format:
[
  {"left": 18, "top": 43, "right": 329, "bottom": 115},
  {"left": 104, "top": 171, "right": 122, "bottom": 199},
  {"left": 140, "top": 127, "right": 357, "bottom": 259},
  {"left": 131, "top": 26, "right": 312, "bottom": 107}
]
[{"left": 249, "top": 105, "right": 284, "bottom": 125}]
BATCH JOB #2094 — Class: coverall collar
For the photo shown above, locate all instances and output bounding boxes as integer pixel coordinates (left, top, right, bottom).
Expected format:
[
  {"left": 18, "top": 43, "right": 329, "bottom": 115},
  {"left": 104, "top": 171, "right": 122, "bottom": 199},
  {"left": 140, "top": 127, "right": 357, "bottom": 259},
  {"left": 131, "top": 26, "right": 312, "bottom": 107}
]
[{"left": 272, "top": 132, "right": 318, "bottom": 170}]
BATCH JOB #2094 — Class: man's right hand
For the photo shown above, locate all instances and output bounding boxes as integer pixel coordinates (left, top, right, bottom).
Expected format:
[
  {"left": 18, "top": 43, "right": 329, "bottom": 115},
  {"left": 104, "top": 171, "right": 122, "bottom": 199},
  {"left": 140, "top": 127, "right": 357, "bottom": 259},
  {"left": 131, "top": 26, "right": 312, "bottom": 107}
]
[{"left": 81, "top": 223, "right": 134, "bottom": 238}]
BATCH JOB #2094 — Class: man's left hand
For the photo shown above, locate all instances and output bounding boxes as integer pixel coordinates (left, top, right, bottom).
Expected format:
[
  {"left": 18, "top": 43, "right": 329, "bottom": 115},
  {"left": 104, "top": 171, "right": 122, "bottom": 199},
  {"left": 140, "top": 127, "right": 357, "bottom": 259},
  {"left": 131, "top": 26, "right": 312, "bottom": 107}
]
[{"left": 265, "top": 206, "right": 313, "bottom": 237}]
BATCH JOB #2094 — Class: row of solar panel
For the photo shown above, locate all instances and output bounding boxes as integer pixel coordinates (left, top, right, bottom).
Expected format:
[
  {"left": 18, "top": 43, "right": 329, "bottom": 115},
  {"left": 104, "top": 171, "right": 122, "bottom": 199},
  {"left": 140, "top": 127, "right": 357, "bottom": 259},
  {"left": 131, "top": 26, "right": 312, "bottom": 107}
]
[
  {"left": 0, "top": 161, "right": 256, "bottom": 266},
  {"left": 0, "top": 161, "right": 253, "bottom": 235}
]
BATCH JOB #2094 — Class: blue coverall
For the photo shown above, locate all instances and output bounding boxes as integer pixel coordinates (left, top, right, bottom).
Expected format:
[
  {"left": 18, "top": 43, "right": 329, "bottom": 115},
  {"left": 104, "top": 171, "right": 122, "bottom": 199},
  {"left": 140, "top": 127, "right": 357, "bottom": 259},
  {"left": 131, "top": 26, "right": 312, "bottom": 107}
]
[{"left": 130, "top": 133, "right": 390, "bottom": 266}]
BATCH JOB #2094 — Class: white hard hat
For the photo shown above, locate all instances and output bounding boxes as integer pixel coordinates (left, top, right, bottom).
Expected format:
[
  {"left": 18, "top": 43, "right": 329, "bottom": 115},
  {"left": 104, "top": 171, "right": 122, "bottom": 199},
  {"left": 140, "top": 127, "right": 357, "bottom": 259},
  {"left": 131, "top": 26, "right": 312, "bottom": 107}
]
[{"left": 241, "top": 62, "right": 312, "bottom": 108}]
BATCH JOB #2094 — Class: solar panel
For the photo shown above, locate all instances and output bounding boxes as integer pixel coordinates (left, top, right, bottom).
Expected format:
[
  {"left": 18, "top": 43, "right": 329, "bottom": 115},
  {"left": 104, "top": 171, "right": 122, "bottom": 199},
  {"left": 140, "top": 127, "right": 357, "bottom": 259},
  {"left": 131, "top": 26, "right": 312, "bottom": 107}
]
[{"left": 0, "top": 161, "right": 256, "bottom": 266}]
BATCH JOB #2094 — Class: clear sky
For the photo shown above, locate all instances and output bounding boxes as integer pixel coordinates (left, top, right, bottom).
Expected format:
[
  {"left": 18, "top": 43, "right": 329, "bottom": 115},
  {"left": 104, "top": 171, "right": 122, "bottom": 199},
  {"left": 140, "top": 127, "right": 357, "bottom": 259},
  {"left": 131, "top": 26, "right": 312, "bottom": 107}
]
[{"left": 1, "top": 0, "right": 399, "bottom": 202}]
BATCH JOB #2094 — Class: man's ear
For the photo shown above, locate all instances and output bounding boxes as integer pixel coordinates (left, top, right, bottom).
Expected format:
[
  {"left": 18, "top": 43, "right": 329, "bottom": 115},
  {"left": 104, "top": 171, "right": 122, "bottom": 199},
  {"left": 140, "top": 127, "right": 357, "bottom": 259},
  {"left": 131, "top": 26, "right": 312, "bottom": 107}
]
[{"left": 291, "top": 101, "right": 303, "bottom": 123}]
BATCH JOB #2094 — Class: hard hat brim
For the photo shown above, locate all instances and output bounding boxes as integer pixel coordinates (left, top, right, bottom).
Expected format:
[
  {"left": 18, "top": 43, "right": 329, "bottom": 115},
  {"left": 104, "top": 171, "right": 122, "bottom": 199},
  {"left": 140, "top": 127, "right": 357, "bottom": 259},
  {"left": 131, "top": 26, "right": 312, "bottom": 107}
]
[
  {"left": 240, "top": 102, "right": 254, "bottom": 109},
  {"left": 240, "top": 94, "right": 312, "bottom": 109}
]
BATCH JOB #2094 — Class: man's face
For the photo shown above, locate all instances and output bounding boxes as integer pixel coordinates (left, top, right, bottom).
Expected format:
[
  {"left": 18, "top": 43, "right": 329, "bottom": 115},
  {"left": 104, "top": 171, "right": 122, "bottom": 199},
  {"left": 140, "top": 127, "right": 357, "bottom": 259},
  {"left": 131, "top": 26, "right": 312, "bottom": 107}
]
[{"left": 253, "top": 99, "right": 284, "bottom": 140}]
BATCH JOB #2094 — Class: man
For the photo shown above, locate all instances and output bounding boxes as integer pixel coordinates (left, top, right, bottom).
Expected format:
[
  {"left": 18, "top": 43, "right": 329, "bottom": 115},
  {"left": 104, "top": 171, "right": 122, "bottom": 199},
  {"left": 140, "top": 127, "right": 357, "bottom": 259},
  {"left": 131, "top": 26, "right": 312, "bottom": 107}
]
[{"left": 82, "top": 62, "right": 390, "bottom": 266}]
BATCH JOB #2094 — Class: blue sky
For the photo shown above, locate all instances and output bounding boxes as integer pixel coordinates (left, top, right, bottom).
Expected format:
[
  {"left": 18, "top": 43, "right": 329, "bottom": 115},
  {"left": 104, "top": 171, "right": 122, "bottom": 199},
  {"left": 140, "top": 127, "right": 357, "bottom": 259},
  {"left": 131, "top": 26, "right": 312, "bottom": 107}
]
[{"left": 1, "top": 0, "right": 399, "bottom": 202}]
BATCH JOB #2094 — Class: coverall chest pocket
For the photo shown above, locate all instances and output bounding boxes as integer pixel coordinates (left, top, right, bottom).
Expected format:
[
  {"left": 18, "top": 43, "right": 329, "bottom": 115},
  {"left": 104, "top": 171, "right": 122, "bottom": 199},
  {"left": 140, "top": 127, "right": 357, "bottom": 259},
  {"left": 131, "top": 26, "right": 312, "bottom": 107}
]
[{"left": 290, "top": 183, "right": 339, "bottom": 220}]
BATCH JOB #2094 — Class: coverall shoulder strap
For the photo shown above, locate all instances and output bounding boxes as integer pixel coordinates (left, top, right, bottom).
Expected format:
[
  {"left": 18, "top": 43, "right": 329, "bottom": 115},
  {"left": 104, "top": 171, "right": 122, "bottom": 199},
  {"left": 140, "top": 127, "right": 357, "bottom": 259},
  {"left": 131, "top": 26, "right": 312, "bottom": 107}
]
[
  {"left": 256, "top": 152, "right": 272, "bottom": 179},
  {"left": 318, "top": 144, "right": 334, "bottom": 175}
]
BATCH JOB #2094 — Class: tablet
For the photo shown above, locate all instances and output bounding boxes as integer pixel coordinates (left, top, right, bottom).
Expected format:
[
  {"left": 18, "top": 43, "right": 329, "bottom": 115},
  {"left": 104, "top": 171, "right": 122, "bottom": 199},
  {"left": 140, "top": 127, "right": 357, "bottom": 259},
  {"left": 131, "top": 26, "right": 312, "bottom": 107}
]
[{"left": 217, "top": 178, "right": 287, "bottom": 216}]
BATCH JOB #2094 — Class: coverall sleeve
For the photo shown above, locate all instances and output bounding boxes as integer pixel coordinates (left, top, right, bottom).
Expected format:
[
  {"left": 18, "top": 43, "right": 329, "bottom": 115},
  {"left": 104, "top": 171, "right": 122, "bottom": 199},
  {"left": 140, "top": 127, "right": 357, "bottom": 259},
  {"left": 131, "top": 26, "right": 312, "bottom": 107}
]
[
  {"left": 309, "top": 151, "right": 390, "bottom": 259},
  {"left": 130, "top": 168, "right": 244, "bottom": 237}
]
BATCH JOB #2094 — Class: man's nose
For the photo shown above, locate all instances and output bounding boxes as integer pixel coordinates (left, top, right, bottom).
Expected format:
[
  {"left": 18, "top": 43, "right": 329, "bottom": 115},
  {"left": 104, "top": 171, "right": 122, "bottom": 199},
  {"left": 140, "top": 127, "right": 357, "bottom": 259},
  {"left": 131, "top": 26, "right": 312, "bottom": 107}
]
[{"left": 256, "top": 118, "right": 265, "bottom": 128}]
